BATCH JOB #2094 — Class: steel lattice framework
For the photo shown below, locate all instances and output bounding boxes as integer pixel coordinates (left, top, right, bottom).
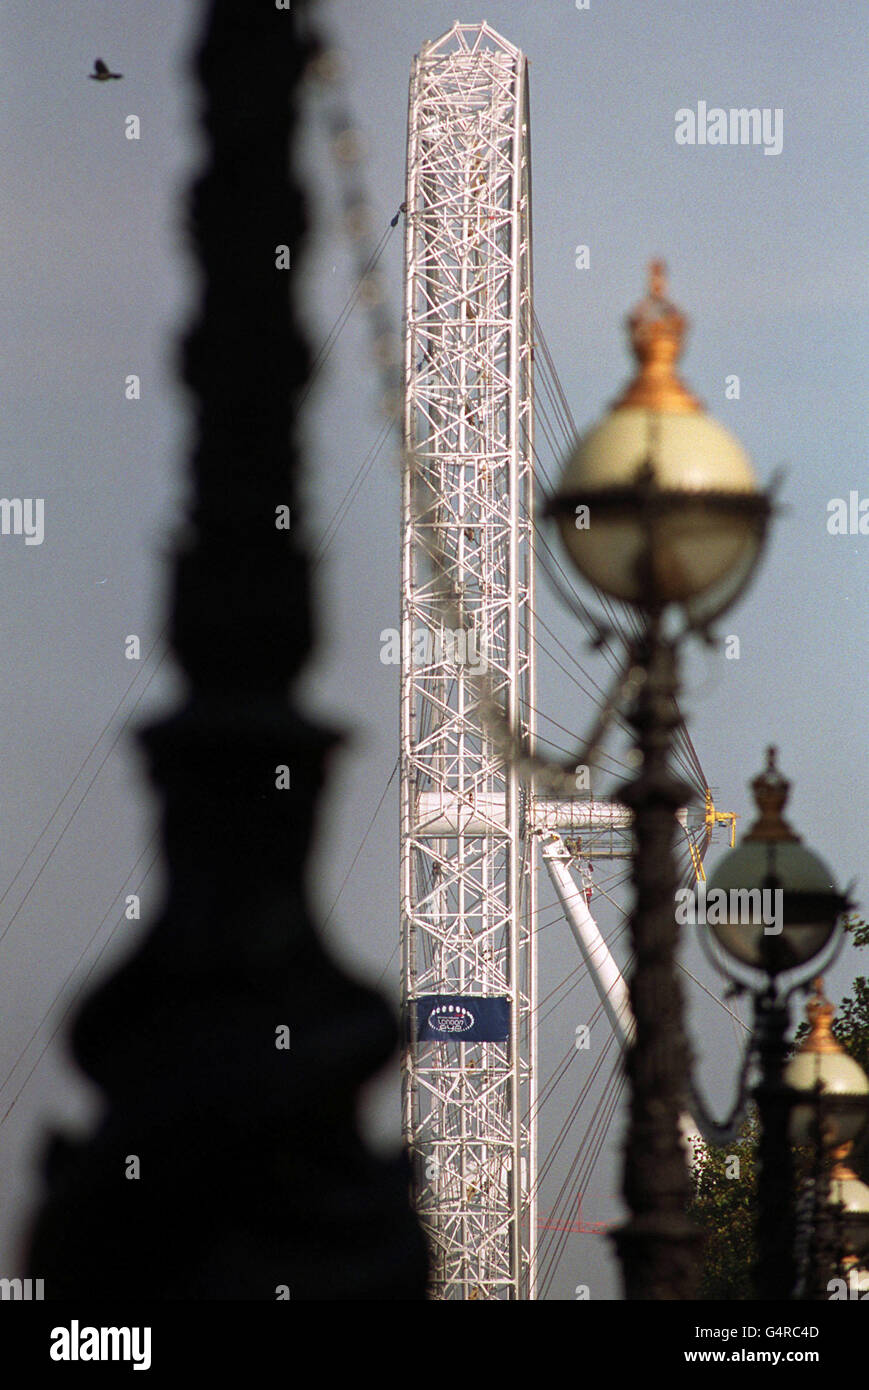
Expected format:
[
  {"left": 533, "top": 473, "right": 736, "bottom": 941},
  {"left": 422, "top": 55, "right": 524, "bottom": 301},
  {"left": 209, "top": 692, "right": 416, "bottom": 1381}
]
[{"left": 400, "top": 22, "right": 537, "bottom": 1300}]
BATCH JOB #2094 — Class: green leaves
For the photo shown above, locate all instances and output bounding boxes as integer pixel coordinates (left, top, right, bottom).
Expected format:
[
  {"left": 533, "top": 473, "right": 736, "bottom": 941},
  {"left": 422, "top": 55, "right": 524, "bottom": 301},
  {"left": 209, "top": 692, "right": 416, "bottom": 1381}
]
[{"left": 688, "top": 1113, "right": 759, "bottom": 1300}]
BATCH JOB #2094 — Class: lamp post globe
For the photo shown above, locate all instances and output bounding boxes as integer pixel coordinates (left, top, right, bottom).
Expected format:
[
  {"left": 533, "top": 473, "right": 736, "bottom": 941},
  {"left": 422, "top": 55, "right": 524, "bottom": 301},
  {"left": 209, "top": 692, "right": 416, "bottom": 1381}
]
[
  {"left": 785, "top": 981, "right": 869, "bottom": 1148},
  {"left": 549, "top": 261, "right": 772, "bottom": 625},
  {"left": 704, "top": 748, "right": 850, "bottom": 982}
]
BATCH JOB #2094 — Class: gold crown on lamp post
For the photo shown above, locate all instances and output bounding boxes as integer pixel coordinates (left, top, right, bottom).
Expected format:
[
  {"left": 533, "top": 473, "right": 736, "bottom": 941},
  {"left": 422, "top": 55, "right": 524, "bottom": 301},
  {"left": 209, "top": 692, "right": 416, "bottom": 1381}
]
[
  {"left": 797, "top": 978, "right": 843, "bottom": 1058},
  {"left": 548, "top": 260, "right": 775, "bottom": 618},
  {"left": 612, "top": 259, "right": 703, "bottom": 415},
  {"left": 743, "top": 746, "right": 801, "bottom": 844},
  {"left": 829, "top": 1141, "right": 860, "bottom": 1182}
]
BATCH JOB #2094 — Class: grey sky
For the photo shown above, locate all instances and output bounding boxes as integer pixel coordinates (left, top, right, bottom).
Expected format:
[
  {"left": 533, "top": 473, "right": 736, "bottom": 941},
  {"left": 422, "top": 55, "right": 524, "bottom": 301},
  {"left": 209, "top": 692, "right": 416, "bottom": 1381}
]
[{"left": 0, "top": 1, "right": 865, "bottom": 1299}]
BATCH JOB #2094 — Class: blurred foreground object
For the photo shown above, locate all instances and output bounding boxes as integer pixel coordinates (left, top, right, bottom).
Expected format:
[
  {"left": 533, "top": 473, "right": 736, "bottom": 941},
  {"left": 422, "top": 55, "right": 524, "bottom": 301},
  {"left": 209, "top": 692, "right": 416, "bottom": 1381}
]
[{"left": 29, "top": 0, "right": 427, "bottom": 1299}]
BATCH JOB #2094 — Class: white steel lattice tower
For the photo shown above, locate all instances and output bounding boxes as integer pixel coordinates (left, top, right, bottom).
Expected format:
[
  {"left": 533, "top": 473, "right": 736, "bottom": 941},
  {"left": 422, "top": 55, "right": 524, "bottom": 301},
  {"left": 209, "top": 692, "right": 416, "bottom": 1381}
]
[{"left": 400, "top": 23, "right": 537, "bottom": 1300}]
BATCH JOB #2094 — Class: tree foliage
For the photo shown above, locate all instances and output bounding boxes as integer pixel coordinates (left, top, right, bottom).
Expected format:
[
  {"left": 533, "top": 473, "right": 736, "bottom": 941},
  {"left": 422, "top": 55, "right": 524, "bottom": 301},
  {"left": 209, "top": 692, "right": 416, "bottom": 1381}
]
[{"left": 688, "top": 1115, "right": 759, "bottom": 1300}]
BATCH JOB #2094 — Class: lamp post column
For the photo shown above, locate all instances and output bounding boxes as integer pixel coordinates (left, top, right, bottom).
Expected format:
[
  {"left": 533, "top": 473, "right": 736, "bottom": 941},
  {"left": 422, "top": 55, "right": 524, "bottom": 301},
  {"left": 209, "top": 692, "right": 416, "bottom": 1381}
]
[
  {"left": 548, "top": 265, "right": 775, "bottom": 1300},
  {"left": 754, "top": 989, "right": 797, "bottom": 1299},
  {"left": 610, "top": 610, "right": 704, "bottom": 1299}
]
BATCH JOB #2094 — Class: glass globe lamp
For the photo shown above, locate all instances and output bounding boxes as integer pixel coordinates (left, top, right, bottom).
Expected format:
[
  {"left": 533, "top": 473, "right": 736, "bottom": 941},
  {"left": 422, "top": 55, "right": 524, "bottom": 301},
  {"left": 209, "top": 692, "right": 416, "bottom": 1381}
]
[
  {"left": 547, "top": 262, "right": 772, "bottom": 624},
  {"left": 785, "top": 980, "right": 869, "bottom": 1146},
  {"left": 705, "top": 749, "right": 850, "bottom": 979},
  {"left": 827, "top": 1144, "right": 869, "bottom": 1260}
]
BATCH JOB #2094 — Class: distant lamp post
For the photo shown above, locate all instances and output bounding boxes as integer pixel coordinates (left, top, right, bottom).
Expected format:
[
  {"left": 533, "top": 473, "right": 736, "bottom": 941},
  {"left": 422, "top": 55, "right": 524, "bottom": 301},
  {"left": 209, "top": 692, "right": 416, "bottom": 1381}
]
[
  {"left": 827, "top": 1144, "right": 869, "bottom": 1264},
  {"left": 786, "top": 980, "right": 869, "bottom": 1149},
  {"left": 788, "top": 980, "right": 869, "bottom": 1297},
  {"left": 546, "top": 262, "right": 774, "bottom": 1299},
  {"left": 706, "top": 750, "right": 847, "bottom": 978},
  {"left": 797, "top": 1138, "right": 869, "bottom": 1299},
  {"left": 702, "top": 751, "right": 853, "bottom": 1299}
]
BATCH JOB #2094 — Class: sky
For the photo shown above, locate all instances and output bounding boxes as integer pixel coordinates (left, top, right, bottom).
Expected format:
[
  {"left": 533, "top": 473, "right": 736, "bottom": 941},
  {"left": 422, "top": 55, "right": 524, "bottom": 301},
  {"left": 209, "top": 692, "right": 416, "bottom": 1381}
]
[{"left": 0, "top": 0, "right": 865, "bottom": 1300}]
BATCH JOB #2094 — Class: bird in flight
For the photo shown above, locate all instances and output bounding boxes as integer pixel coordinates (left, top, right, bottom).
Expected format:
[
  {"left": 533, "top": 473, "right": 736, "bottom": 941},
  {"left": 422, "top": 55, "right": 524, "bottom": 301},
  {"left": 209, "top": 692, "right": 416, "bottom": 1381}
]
[{"left": 89, "top": 58, "right": 123, "bottom": 81}]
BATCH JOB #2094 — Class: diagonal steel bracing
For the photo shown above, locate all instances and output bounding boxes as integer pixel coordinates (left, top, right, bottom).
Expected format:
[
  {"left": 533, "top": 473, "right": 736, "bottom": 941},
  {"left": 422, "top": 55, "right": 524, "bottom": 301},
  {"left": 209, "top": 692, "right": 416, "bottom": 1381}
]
[{"left": 400, "top": 22, "right": 537, "bottom": 1300}]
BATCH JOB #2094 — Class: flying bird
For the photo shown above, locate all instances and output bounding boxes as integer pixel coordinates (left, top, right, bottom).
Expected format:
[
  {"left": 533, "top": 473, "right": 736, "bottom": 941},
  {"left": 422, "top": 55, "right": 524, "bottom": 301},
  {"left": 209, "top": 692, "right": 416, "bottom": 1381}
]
[{"left": 89, "top": 58, "right": 123, "bottom": 81}]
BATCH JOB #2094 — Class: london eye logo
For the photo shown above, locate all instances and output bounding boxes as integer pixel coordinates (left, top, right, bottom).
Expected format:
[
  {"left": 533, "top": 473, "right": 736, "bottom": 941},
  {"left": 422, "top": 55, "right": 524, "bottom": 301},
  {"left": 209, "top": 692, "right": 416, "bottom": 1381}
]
[
  {"left": 415, "top": 994, "right": 510, "bottom": 1043},
  {"left": 427, "top": 1003, "right": 475, "bottom": 1034}
]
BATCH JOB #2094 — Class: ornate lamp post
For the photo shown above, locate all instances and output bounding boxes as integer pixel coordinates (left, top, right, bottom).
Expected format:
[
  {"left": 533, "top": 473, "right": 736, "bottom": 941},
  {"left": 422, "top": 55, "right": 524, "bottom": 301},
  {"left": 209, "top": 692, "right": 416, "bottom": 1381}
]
[
  {"left": 787, "top": 982, "right": 869, "bottom": 1297},
  {"left": 702, "top": 752, "right": 853, "bottom": 1299},
  {"left": 546, "top": 262, "right": 774, "bottom": 1298},
  {"left": 827, "top": 1148, "right": 869, "bottom": 1269}
]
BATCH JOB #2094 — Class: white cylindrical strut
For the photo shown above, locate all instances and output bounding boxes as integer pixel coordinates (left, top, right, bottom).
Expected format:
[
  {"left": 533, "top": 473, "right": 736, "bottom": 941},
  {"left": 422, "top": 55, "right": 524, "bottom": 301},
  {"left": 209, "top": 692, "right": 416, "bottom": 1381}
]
[
  {"left": 541, "top": 835, "right": 634, "bottom": 1048},
  {"left": 540, "top": 834, "right": 704, "bottom": 1163},
  {"left": 414, "top": 790, "right": 691, "bottom": 839}
]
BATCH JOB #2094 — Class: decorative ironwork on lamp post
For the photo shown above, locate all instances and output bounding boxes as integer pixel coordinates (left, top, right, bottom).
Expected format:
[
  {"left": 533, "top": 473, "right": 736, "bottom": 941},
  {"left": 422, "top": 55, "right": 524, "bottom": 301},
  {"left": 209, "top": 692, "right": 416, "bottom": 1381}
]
[{"left": 546, "top": 263, "right": 774, "bottom": 1298}]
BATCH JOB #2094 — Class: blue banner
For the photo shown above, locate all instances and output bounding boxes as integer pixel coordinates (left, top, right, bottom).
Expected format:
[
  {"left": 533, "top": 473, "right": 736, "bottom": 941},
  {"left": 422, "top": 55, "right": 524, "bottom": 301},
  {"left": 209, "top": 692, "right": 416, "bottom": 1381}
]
[{"left": 415, "top": 995, "right": 510, "bottom": 1043}]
